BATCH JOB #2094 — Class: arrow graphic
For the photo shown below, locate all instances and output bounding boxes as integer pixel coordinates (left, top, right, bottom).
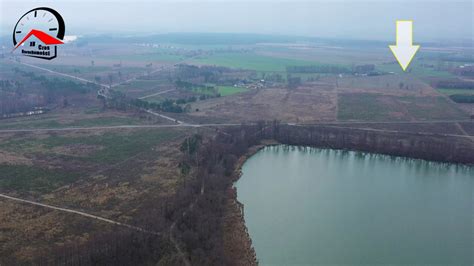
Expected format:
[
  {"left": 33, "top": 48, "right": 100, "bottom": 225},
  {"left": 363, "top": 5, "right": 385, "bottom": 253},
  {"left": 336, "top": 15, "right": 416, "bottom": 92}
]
[{"left": 389, "top": 20, "right": 420, "bottom": 71}]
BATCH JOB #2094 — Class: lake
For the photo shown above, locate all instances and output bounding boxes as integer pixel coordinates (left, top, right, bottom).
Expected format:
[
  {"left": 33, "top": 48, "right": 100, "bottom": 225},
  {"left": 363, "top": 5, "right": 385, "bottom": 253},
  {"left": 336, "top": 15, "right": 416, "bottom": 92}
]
[{"left": 235, "top": 145, "right": 473, "bottom": 265}]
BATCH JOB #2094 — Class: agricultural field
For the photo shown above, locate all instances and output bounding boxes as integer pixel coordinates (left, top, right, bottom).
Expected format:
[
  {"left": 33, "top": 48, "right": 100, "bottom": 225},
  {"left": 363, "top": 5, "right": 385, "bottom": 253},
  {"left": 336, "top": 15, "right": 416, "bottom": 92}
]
[
  {"left": 190, "top": 51, "right": 319, "bottom": 72},
  {"left": 376, "top": 57, "right": 462, "bottom": 79},
  {"left": 188, "top": 85, "right": 337, "bottom": 123},
  {"left": 113, "top": 78, "right": 172, "bottom": 98},
  {"left": 1, "top": 32, "right": 473, "bottom": 264},
  {"left": 217, "top": 86, "right": 248, "bottom": 96},
  {"left": 103, "top": 52, "right": 184, "bottom": 63},
  {"left": 337, "top": 93, "right": 468, "bottom": 121},
  {"left": 39, "top": 64, "right": 146, "bottom": 83},
  {"left": 255, "top": 45, "right": 392, "bottom": 65},
  {"left": 337, "top": 73, "right": 437, "bottom": 95}
]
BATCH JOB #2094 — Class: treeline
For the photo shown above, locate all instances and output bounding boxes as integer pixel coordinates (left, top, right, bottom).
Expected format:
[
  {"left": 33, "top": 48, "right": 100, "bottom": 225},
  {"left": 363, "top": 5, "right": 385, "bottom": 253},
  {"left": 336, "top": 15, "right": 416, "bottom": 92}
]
[
  {"left": 13, "top": 68, "right": 96, "bottom": 95},
  {"left": 173, "top": 129, "right": 262, "bottom": 265},
  {"left": 439, "top": 55, "right": 474, "bottom": 63},
  {"left": 0, "top": 90, "right": 45, "bottom": 116},
  {"left": 176, "top": 80, "right": 218, "bottom": 95},
  {"left": 10, "top": 121, "right": 472, "bottom": 265},
  {"left": 175, "top": 80, "right": 222, "bottom": 100},
  {"left": 286, "top": 64, "right": 351, "bottom": 74},
  {"left": 133, "top": 98, "right": 186, "bottom": 113},
  {"left": 174, "top": 64, "right": 254, "bottom": 90},
  {"left": 449, "top": 94, "right": 474, "bottom": 103},
  {"left": 262, "top": 122, "right": 474, "bottom": 163},
  {"left": 1, "top": 70, "right": 97, "bottom": 115},
  {"left": 176, "top": 64, "right": 231, "bottom": 83},
  {"left": 24, "top": 230, "right": 175, "bottom": 266},
  {"left": 433, "top": 80, "right": 474, "bottom": 90},
  {"left": 173, "top": 120, "right": 474, "bottom": 264},
  {"left": 107, "top": 89, "right": 213, "bottom": 113},
  {"left": 0, "top": 80, "right": 21, "bottom": 89},
  {"left": 175, "top": 80, "right": 214, "bottom": 91},
  {"left": 105, "top": 90, "right": 188, "bottom": 113},
  {"left": 287, "top": 75, "right": 302, "bottom": 89},
  {"left": 5, "top": 145, "right": 207, "bottom": 266}
]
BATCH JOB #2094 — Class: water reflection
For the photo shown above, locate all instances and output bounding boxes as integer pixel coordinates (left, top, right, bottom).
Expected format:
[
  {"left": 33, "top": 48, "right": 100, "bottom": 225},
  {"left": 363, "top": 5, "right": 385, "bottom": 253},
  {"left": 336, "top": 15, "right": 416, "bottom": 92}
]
[{"left": 236, "top": 145, "right": 473, "bottom": 265}]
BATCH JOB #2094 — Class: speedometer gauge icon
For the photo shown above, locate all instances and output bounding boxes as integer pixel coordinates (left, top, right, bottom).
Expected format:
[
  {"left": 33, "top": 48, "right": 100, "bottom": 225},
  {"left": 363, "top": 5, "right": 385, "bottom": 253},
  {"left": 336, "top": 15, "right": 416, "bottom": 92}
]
[
  {"left": 12, "top": 7, "right": 65, "bottom": 60},
  {"left": 13, "top": 7, "right": 65, "bottom": 46}
]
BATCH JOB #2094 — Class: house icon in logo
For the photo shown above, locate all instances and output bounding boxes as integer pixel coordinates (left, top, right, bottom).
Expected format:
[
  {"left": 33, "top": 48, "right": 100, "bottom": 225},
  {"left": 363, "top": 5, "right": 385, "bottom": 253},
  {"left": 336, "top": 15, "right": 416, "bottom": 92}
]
[{"left": 13, "top": 29, "right": 64, "bottom": 60}]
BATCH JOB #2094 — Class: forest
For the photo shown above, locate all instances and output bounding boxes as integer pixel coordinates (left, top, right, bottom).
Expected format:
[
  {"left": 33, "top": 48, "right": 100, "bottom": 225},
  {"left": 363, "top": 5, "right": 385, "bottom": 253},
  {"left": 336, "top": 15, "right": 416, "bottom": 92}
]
[{"left": 1, "top": 120, "right": 473, "bottom": 265}]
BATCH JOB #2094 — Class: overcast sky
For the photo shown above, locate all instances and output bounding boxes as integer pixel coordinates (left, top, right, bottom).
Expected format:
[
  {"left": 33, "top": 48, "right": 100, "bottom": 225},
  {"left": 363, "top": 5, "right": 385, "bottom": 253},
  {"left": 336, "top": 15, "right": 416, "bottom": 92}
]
[{"left": 1, "top": 0, "right": 472, "bottom": 42}]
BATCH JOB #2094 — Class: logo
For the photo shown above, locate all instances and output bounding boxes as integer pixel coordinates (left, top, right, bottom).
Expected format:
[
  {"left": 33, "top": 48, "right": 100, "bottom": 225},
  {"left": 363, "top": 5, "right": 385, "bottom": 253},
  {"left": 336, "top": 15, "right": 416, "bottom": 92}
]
[{"left": 12, "top": 7, "right": 65, "bottom": 60}]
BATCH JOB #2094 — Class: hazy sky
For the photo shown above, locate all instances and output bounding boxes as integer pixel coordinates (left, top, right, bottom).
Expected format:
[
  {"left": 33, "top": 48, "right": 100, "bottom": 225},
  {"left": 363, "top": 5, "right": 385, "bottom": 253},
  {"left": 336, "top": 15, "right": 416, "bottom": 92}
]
[{"left": 1, "top": 0, "right": 472, "bottom": 42}]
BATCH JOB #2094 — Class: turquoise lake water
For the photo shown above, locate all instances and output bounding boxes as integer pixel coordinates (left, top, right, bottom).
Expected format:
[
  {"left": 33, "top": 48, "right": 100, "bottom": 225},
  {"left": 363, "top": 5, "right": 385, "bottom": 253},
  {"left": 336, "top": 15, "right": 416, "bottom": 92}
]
[{"left": 235, "top": 145, "right": 473, "bottom": 265}]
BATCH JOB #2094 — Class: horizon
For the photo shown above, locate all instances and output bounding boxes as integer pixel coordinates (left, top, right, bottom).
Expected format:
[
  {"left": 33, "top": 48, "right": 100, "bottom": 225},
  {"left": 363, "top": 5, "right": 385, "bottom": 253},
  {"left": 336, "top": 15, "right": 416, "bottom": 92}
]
[{"left": 1, "top": 1, "right": 473, "bottom": 43}]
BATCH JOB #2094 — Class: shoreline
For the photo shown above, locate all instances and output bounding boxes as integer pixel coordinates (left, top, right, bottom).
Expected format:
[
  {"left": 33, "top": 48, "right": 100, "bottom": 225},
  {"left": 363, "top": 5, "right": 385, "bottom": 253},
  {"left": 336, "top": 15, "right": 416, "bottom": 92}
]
[
  {"left": 223, "top": 141, "right": 281, "bottom": 266},
  {"left": 233, "top": 141, "right": 281, "bottom": 182},
  {"left": 222, "top": 140, "right": 279, "bottom": 266},
  {"left": 224, "top": 138, "right": 473, "bottom": 265}
]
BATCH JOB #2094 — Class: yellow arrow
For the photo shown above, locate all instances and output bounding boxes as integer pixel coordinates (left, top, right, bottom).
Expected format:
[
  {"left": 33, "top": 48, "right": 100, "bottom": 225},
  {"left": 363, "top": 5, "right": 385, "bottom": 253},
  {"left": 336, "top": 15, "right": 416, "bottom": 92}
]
[{"left": 389, "top": 20, "right": 420, "bottom": 71}]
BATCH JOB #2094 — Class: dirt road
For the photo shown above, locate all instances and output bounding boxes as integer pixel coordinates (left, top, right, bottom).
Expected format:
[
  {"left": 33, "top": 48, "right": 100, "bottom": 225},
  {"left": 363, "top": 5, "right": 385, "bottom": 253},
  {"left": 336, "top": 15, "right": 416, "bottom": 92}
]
[
  {"left": 139, "top": 89, "right": 176, "bottom": 99},
  {"left": 0, "top": 193, "right": 160, "bottom": 235}
]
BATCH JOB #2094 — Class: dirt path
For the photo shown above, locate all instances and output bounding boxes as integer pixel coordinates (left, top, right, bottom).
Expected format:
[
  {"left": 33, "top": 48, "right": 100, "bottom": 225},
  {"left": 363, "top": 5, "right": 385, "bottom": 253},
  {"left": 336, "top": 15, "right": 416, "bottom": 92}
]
[
  {"left": 306, "top": 124, "right": 474, "bottom": 140},
  {"left": 0, "top": 192, "right": 195, "bottom": 264},
  {"left": 0, "top": 123, "right": 245, "bottom": 133},
  {"left": 16, "top": 62, "right": 109, "bottom": 88},
  {"left": 169, "top": 181, "right": 205, "bottom": 266},
  {"left": 12, "top": 60, "right": 192, "bottom": 126},
  {"left": 455, "top": 122, "right": 469, "bottom": 136},
  {"left": 1, "top": 119, "right": 472, "bottom": 263},
  {"left": 14, "top": 60, "right": 174, "bottom": 89},
  {"left": 1, "top": 120, "right": 472, "bottom": 134},
  {"left": 0, "top": 193, "right": 160, "bottom": 235},
  {"left": 110, "top": 64, "right": 177, "bottom": 88},
  {"left": 139, "top": 89, "right": 175, "bottom": 99},
  {"left": 454, "top": 122, "right": 474, "bottom": 142},
  {"left": 145, "top": 109, "right": 186, "bottom": 124}
]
